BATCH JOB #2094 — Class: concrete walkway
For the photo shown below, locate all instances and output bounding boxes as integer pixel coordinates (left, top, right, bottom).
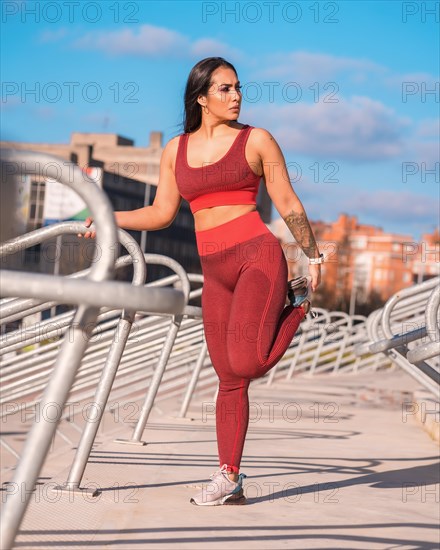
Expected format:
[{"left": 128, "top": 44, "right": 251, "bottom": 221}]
[{"left": 6, "top": 369, "right": 440, "bottom": 549}]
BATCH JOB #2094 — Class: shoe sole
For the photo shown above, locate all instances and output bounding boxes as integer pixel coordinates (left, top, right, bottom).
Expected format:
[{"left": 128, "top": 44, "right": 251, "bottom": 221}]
[
  {"left": 223, "top": 494, "right": 247, "bottom": 505},
  {"left": 288, "top": 276, "right": 312, "bottom": 311},
  {"left": 190, "top": 489, "right": 247, "bottom": 506}
]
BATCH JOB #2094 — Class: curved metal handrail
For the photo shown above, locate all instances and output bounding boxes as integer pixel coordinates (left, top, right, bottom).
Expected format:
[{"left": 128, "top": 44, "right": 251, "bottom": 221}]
[
  {"left": 0, "top": 150, "right": 185, "bottom": 550},
  {"left": 354, "top": 278, "right": 440, "bottom": 396},
  {"left": 380, "top": 277, "right": 439, "bottom": 340},
  {"left": 1, "top": 149, "right": 117, "bottom": 282},
  {"left": 0, "top": 222, "right": 184, "bottom": 315},
  {"left": 0, "top": 149, "right": 116, "bottom": 550},
  {"left": 426, "top": 284, "right": 440, "bottom": 343}
]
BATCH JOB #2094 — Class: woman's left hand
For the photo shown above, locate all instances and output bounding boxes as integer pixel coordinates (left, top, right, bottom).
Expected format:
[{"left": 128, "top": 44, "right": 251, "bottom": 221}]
[{"left": 308, "top": 264, "right": 321, "bottom": 292}]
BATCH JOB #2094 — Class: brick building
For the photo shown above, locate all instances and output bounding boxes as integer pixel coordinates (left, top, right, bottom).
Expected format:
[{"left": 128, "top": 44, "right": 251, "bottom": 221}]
[
  {"left": 270, "top": 214, "right": 437, "bottom": 313},
  {"left": 412, "top": 229, "right": 440, "bottom": 283}
]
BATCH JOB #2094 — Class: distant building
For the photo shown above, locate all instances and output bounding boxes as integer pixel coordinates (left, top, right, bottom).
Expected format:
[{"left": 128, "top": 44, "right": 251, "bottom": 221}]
[
  {"left": 270, "top": 213, "right": 428, "bottom": 311},
  {"left": 1, "top": 132, "right": 273, "bottom": 282},
  {"left": 412, "top": 229, "right": 440, "bottom": 282}
]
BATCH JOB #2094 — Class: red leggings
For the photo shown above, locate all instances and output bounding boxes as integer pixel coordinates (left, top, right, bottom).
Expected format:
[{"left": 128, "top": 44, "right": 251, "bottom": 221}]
[{"left": 196, "top": 210, "right": 305, "bottom": 473}]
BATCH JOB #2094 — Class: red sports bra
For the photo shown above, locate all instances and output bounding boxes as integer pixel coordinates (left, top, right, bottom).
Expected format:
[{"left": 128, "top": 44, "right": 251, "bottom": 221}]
[{"left": 175, "top": 124, "right": 261, "bottom": 214}]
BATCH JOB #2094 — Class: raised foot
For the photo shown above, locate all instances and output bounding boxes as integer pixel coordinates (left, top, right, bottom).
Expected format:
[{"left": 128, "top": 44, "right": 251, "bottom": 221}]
[{"left": 287, "top": 276, "right": 316, "bottom": 318}]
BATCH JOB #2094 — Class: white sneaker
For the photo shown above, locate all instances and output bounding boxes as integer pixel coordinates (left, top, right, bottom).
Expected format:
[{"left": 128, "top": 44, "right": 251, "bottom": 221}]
[
  {"left": 190, "top": 465, "right": 247, "bottom": 506},
  {"left": 287, "top": 276, "right": 314, "bottom": 316}
]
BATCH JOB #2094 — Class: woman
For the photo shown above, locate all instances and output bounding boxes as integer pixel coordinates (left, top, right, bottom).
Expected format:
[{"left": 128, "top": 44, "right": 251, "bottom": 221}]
[{"left": 82, "top": 57, "right": 322, "bottom": 506}]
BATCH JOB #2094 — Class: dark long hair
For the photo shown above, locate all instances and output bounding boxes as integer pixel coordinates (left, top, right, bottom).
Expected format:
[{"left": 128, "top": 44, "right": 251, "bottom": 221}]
[{"left": 182, "top": 57, "right": 238, "bottom": 134}]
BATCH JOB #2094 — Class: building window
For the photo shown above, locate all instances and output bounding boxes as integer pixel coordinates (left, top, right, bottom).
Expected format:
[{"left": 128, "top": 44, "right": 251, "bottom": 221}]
[{"left": 28, "top": 179, "right": 46, "bottom": 230}]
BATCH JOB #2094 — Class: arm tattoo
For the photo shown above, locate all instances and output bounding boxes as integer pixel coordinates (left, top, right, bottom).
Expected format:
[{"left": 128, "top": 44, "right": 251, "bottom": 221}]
[{"left": 283, "top": 210, "right": 319, "bottom": 259}]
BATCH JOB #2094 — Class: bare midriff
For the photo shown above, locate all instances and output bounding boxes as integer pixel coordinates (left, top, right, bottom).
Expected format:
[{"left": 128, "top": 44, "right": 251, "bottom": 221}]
[{"left": 193, "top": 204, "right": 257, "bottom": 232}]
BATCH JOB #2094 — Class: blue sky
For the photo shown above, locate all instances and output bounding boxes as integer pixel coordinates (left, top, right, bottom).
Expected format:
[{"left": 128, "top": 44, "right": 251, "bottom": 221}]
[{"left": 2, "top": 0, "right": 439, "bottom": 239}]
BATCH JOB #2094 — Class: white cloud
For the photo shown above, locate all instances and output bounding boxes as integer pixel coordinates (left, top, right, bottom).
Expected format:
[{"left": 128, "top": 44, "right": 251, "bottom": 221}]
[
  {"left": 72, "top": 24, "right": 241, "bottom": 60},
  {"left": 73, "top": 24, "right": 188, "bottom": 56},
  {"left": 415, "top": 118, "right": 440, "bottom": 138},
  {"left": 247, "top": 95, "right": 410, "bottom": 161},
  {"left": 385, "top": 72, "right": 439, "bottom": 90},
  {"left": 39, "top": 28, "right": 68, "bottom": 43},
  {"left": 350, "top": 190, "right": 438, "bottom": 223},
  {"left": 257, "top": 51, "right": 386, "bottom": 84},
  {"left": 290, "top": 180, "right": 438, "bottom": 239},
  {"left": 256, "top": 51, "right": 438, "bottom": 95}
]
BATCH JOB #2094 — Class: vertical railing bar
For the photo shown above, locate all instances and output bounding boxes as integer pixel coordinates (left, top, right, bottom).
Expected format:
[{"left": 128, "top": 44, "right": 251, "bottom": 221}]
[
  {"left": 116, "top": 318, "right": 183, "bottom": 445},
  {"left": 178, "top": 342, "right": 208, "bottom": 418},
  {"left": 114, "top": 253, "right": 191, "bottom": 445},
  {"left": 55, "top": 230, "right": 146, "bottom": 493}
]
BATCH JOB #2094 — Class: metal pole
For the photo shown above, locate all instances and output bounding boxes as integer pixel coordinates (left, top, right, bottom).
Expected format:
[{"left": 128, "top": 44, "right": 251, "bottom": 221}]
[
  {"left": 140, "top": 183, "right": 151, "bottom": 253},
  {"left": 0, "top": 270, "right": 184, "bottom": 313},
  {"left": 50, "top": 234, "right": 62, "bottom": 317},
  {"left": 309, "top": 328, "right": 327, "bottom": 376},
  {"left": 349, "top": 282, "right": 357, "bottom": 317},
  {"left": 0, "top": 305, "right": 99, "bottom": 550},
  {"left": 286, "top": 329, "right": 308, "bottom": 380},
  {"left": 114, "top": 253, "right": 191, "bottom": 444},
  {"left": 178, "top": 342, "right": 208, "bottom": 418},
  {"left": 56, "top": 231, "right": 146, "bottom": 494},
  {"left": 59, "top": 313, "right": 136, "bottom": 493},
  {"left": 332, "top": 329, "right": 349, "bottom": 374},
  {"left": 116, "top": 316, "right": 183, "bottom": 445}
]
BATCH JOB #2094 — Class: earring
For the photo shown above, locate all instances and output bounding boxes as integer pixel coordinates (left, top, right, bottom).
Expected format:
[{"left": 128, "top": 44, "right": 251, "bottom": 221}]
[{"left": 203, "top": 105, "right": 209, "bottom": 114}]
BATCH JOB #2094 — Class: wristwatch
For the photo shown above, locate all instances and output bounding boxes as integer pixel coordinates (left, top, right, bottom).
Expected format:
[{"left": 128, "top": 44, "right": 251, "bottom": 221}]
[{"left": 309, "top": 253, "right": 324, "bottom": 265}]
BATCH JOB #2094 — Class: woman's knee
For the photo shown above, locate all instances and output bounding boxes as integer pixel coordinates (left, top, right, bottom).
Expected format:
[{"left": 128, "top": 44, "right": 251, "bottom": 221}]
[{"left": 228, "top": 352, "right": 264, "bottom": 380}]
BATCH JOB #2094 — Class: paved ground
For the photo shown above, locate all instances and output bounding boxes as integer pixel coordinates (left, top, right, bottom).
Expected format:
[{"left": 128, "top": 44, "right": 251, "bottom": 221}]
[{"left": 3, "top": 369, "right": 439, "bottom": 549}]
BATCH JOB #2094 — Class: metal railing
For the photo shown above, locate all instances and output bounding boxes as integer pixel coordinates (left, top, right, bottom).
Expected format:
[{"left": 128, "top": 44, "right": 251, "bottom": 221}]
[
  {"left": 3, "top": 149, "right": 437, "bottom": 548},
  {"left": 259, "top": 309, "right": 391, "bottom": 385},
  {"left": 0, "top": 149, "right": 185, "bottom": 550},
  {"left": 1, "top": 271, "right": 394, "bottom": 505},
  {"left": 355, "top": 278, "right": 440, "bottom": 396},
  {"left": 1, "top": 239, "right": 396, "bottom": 548}
]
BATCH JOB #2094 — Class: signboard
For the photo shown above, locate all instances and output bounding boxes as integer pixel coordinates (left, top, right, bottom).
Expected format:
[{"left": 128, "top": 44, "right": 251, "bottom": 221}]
[{"left": 43, "top": 167, "right": 103, "bottom": 225}]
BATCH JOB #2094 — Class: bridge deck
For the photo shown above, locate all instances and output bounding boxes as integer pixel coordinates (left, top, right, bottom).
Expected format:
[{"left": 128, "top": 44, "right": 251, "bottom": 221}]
[{"left": 3, "top": 369, "right": 439, "bottom": 550}]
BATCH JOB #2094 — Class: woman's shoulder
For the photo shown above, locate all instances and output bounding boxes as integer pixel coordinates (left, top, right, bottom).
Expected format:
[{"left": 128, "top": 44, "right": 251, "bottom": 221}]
[
  {"left": 164, "top": 133, "right": 185, "bottom": 151},
  {"left": 161, "top": 134, "right": 183, "bottom": 165},
  {"left": 247, "top": 126, "right": 278, "bottom": 145}
]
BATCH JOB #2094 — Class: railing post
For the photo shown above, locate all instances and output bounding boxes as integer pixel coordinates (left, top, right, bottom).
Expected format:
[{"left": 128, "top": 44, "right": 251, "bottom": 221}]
[
  {"left": 54, "top": 230, "right": 146, "bottom": 495},
  {"left": 286, "top": 328, "right": 308, "bottom": 380},
  {"left": 115, "top": 254, "right": 191, "bottom": 445},
  {"left": 332, "top": 329, "right": 349, "bottom": 374},
  {"left": 178, "top": 341, "right": 208, "bottom": 418},
  {"left": 115, "top": 315, "right": 184, "bottom": 445},
  {"left": 310, "top": 327, "right": 328, "bottom": 376}
]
